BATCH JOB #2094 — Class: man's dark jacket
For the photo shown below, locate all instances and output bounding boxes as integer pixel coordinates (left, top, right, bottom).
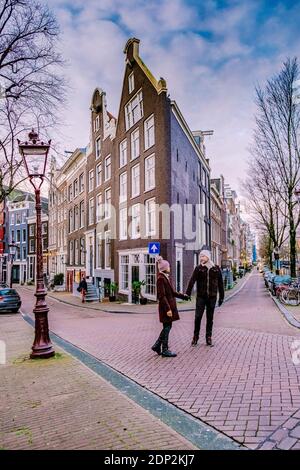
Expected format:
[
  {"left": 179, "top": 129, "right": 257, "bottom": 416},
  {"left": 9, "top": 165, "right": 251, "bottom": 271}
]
[{"left": 186, "top": 264, "right": 224, "bottom": 300}]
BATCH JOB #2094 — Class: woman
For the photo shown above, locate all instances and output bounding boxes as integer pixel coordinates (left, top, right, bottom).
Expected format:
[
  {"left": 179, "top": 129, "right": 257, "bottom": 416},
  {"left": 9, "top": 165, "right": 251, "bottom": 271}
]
[
  {"left": 152, "top": 256, "right": 189, "bottom": 357},
  {"left": 78, "top": 276, "right": 88, "bottom": 303}
]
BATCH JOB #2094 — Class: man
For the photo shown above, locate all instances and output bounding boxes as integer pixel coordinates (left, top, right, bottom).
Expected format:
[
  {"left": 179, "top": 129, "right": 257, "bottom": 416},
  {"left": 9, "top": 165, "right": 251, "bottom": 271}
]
[{"left": 186, "top": 250, "right": 224, "bottom": 347}]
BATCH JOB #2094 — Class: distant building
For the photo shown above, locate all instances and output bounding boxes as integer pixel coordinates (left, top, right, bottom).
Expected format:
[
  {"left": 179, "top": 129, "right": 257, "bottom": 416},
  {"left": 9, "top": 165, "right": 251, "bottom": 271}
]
[{"left": 27, "top": 214, "right": 49, "bottom": 283}]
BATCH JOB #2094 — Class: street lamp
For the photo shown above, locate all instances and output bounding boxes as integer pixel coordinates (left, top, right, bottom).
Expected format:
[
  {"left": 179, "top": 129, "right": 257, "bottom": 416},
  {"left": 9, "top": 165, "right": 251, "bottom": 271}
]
[
  {"left": 273, "top": 246, "right": 280, "bottom": 275},
  {"left": 8, "top": 240, "right": 17, "bottom": 288},
  {"left": 18, "top": 129, "right": 55, "bottom": 359}
]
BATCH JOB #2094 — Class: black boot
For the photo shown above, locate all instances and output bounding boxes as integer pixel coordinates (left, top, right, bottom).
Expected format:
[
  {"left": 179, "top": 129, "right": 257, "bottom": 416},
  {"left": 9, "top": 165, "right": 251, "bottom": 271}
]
[
  {"left": 162, "top": 349, "right": 177, "bottom": 357},
  {"left": 206, "top": 336, "right": 213, "bottom": 347},
  {"left": 191, "top": 334, "right": 199, "bottom": 346},
  {"left": 151, "top": 340, "right": 161, "bottom": 355}
]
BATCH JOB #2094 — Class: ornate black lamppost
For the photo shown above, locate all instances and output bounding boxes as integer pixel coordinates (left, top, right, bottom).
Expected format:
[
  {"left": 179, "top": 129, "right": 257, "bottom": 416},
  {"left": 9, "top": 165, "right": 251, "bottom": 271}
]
[
  {"left": 18, "top": 129, "right": 55, "bottom": 359},
  {"left": 8, "top": 240, "right": 17, "bottom": 288}
]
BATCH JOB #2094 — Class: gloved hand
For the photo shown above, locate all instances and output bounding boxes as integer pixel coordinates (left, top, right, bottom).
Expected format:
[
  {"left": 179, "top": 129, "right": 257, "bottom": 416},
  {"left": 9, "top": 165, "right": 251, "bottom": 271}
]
[
  {"left": 218, "top": 298, "right": 224, "bottom": 307},
  {"left": 183, "top": 294, "right": 191, "bottom": 301}
]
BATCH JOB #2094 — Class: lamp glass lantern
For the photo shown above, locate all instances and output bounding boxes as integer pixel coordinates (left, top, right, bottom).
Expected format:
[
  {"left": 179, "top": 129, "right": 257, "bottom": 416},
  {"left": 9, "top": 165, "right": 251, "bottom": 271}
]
[{"left": 18, "top": 130, "right": 51, "bottom": 181}]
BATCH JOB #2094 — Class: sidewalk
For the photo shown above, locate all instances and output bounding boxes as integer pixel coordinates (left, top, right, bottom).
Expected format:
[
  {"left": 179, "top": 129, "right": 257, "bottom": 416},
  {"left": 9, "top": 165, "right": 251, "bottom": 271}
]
[
  {"left": 0, "top": 314, "right": 197, "bottom": 450},
  {"left": 23, "top": 271, "right": 252, "bottom": 314}
]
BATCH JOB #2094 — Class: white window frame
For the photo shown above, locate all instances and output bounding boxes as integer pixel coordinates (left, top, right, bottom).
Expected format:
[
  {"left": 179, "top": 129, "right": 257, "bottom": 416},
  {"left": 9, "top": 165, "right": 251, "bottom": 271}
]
[
  {"left": 145, "top": 154, "right": 155, "bottom": 192},
  {"left": 95, "top": 115, "right": 100, "bottom": 132},
  {"left": 131, "top": 127, "right": 140, "bottom": 161},
  {"left": 146, "top": 198, "right": 156, "bottom": 236},
  {"left": 80, "top": 201, "right": 85, "bottom": 228},
  {"left": 89, "top": 169, "right": 94, "bottom": 192},
  {"left": 95, "top": 137, "right": 101, "bottom": 159},
  {"left": 104, "top": 155, "right": 111, "bottom": 182},
  {"left": 128, "top": 72, "right": 134, "bottom": 94},
  {"left": 144, "top": 114, "right": 155, "bottom": 150},
  {"left": 125, "top": 89, "right": 143, "bottom": 131},
  {"left": 96, "top": 235, "right": 102, "bottom": 268},
  {"left": 119, "top": 172, "right": 127, "bottom": 203},
  {"left": 96, "top": 193, "right": 102, "bottom": 222},
  {"left": 105, "top": 231, "right": 111, "bottom": 269},
  {"left": 89, "top": 197, "right": 94, "bottom": 225},
  {"left": 79, "top": 173, "right": 84, "bottom": 193},
  {"left": 104, "top": 188, "right": 111, "bottom": 220},
  {"left": 131, "top": 163, "right": 140, "bottom": 198},
  {"left": 119, "top": 255, "right": 129, "bottom": 292},
  {"left": 96, "top": 163, "right": 102, "bottom": 187},
  {"left": 119, "top": 207, "right": 127, "bottom": 240},
  {"left": 119, "top": 139, "right": 127, "bottom": 168},
  {"left": 131, "top": 203, "right": 141, "bottom": 239}
]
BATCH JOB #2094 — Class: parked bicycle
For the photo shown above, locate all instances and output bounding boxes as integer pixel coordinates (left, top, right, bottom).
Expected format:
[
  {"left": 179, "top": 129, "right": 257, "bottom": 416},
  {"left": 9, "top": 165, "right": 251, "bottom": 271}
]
[{"left": 279, "top": 281, "right": 300, "bottom": 306}]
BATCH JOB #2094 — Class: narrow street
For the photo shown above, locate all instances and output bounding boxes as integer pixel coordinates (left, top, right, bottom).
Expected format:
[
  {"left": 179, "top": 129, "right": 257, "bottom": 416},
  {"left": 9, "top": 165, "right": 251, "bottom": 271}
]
[{"left": 18, "top": 272, "right": 300, "bottom": 449}]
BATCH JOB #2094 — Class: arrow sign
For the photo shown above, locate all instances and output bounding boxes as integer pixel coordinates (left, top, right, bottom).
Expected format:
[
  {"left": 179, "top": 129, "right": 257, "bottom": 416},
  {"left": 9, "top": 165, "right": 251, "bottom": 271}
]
[{"left": 148, "top": 242, "right": 160, "bottom": 255}]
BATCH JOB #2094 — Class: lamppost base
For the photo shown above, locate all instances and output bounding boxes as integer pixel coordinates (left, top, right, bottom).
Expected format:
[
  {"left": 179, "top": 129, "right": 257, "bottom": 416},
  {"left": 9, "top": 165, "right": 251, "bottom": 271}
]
[{"left": 30, "top": 346, "right": 55, "bottom": 359}]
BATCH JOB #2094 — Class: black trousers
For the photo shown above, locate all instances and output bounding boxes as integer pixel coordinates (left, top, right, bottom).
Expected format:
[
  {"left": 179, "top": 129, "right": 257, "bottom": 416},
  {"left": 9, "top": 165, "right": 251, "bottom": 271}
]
[
  {"left": 157, "top": 322, "right": 172, "bottom": 351},
  {"left": 194, "top": 295, "right": 217, "bottom": 339}
]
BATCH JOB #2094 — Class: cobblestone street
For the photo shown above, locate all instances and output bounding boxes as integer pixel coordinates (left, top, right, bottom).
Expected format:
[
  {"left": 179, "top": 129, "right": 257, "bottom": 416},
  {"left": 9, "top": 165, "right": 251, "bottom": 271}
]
[{"left": 15, "top": 272, "right": 300, "bottom": 449}]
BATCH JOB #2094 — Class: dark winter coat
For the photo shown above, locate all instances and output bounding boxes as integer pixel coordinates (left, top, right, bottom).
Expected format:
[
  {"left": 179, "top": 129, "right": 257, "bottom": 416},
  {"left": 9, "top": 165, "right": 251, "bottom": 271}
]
[
  {"left": 157, "top": 272, "right": 186, "bottom": 323},
  {"left": 79, "top": 279, "right": 88, "bottom": 291},
  {"left": 186, "top": 264, "right": 224, "bottom": 300}
]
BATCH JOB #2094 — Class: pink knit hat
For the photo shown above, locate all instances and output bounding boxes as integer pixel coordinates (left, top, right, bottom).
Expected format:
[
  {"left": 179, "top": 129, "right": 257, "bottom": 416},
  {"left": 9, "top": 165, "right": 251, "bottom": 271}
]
[{"left": 157, "top": 256, "right": 170, "bottom": 272}]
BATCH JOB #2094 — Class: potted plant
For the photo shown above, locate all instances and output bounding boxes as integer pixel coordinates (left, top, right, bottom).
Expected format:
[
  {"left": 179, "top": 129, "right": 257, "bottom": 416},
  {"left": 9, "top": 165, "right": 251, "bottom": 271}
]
[
  {"left": 109, "top": 282, "right": 118, "bottom": 302},
  {"left": 132, "top": 280, "right": 147, "bottom": 304}
]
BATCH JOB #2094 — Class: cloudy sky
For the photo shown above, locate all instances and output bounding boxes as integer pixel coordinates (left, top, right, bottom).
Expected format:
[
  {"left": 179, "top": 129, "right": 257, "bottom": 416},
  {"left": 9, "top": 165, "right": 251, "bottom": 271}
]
[{"left": 48, "top": 0, "right": 300, "bottom": 194}]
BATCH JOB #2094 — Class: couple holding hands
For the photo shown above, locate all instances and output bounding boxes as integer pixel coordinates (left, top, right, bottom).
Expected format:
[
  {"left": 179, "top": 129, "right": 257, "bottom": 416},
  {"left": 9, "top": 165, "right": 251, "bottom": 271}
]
[{"left": 152, "top": 250, "right": 224, "bottom": 357}]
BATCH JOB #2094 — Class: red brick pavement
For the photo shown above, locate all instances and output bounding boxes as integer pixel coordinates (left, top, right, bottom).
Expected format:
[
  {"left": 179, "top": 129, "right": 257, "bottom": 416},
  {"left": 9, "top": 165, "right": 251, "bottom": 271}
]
[{"left": 18, "top": 273, "right": 300, "bottom": 449}]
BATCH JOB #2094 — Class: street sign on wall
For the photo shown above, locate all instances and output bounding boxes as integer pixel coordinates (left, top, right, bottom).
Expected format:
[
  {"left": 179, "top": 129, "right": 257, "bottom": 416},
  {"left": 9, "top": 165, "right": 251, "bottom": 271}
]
[{"left": 148, "top": 242, "right": 160, "bottom": 255}]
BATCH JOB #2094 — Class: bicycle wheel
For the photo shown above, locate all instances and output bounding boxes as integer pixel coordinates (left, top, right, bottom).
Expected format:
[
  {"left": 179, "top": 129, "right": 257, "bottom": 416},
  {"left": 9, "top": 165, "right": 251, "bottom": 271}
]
[
  {"left": 287, "top": 289, "right": 299, "bottom": 306},
  {"left": 280, "top": 289, "right": 289, "bottom": 304}
]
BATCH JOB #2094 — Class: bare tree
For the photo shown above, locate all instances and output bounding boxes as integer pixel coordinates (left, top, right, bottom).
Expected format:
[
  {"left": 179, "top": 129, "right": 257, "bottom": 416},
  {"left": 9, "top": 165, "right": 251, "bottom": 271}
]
[
  {"left": 0, "top": 0, "right": 66, "bottom": 201},
  {"left": 246, "top": 58, "right": 300, "bottom": 276}
]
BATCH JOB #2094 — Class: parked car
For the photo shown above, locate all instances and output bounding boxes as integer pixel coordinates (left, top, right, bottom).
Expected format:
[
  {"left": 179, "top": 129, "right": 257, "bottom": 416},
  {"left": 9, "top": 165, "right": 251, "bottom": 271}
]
[{"left": 0, "top": 288, "right": 21, "bottom": 313}]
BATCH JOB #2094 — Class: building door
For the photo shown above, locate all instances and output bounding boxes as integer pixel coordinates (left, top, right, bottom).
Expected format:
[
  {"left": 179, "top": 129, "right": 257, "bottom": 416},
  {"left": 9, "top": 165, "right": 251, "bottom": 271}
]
[{"left": 132, "top": 265, "right": 139, "bottom": 303}]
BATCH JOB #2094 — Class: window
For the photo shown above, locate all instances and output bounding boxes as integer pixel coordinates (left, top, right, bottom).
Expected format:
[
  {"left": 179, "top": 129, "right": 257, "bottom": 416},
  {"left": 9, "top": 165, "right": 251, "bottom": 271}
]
[
  {"left": 75, "top": 240, "right": 79, "bottom": 265},
  {"left": 125, "top": 90, "right": 143, "bottom": 130},
  {"left": 74, "top": 205, "right": 79, "bottom": 230},
  {"left": 145, "top": 154, "right": 155, "bottom": 191},
  {"left": 22, "top": 229, "right": 26, "bottom": 243},
  {"left": 96, "top": 137, "right": 101, "bottom": 159},
  {"left": 74, "top": 179, "right": 78, "bottom": 197},
  {"left": 119, "top": 139, "right": 127, "bottom": 168},
  {"left": 96, "top": 163, "right": 102, "bottom": 187},
  {"left": 144, "top": 115, "right": 155, "bottom": 150},
  {"left": 119, "top": 208, "right": 127, "bottom": 240},
  {"left": 89, "top": 169, "right": 94, "bottom": 192},
  {"left": 131, "top": 164, "right": 140, "bottom": 198},
  {"left": 11, "top": 230, "right": 14, "bottom": 241},
  {"left": 104, "top": 188, "right": 111, "bottom": 219},
  {"left": 69, "top": 209, "right": 73, "bottom": 233},
  {"left": 131, "top": 204, "right": 140, "bottom": 239},
  {"left": 80, "top": 238, "right": 85, "bottom": 265},
  {"left": 96, "top": 236, "right": 102, "bottom": 268},
  {"left": 89, "top": 198, "right": 94, "bottom": 225},
  {"left": 22, "top": 212, "right": 26, "bottom": 224},
  {"left": 16, "top": 213, "right": 21, "bottom": 224},
  {"left": 79, "top": 173, "right": 84, "bottom": 193},
  {"left": 120, "top": 255, "right": 129, "bottom": 290},
  {"left": 119, "top": 172, "right": 127, "bottom": 203},
  {"left": 22, "top": 246, "right": 26, "bottom": 260},
  {"left": 69, "top": 240, "right": 74, "bottom": 265},
  {"left": 80, "top": 201, "right": 85, "bottom": 228},
  {"left": 96, "top": 193, "right": 102, "bottom": 222},
  {"left": 146, "top": 198, "right": 156, "bottom": 236},
  {"left": 29, "top": 239, "right": 35, "bottom": 253},
  {"left": 10, "top": 213, "right": 14, "bottom": 225},
  {"left": 42, "top": 223, "right": 47, "bottom": 235},
  {"left": 144, "top": 254, "right": 156, "bottom": 296},
  {"left": 105, "top": 232, "right": 111, "bottom": 269},
  {"left": 95, "top": 115, "right": 100, "bottom": 132},
  {"left": 104, "top": 155, "right": 111, "bottom": 181},
  {"left": 68, "top": 184, "right": 73, "bottom": 202},
  {"left": 42, "top": 237, "right": 47, "bottom": 252},
  {"left": 128, "top": 72, "right": 134, "bottom": 94},
  {"left": 16, "top": 230, "right": 20, "bottom": 242},
  {"left": 29, "top": 225, "right": 35, "bottom": 236},
  {"left": 131, "top": 128, "right": 140, "bottom": 160}
]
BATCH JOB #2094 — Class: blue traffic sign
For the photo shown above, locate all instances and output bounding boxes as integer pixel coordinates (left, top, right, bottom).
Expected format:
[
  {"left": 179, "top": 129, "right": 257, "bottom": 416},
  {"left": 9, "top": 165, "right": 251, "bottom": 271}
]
[{"left": 148, "top": 242, "right": 160, "bottom": 255}]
